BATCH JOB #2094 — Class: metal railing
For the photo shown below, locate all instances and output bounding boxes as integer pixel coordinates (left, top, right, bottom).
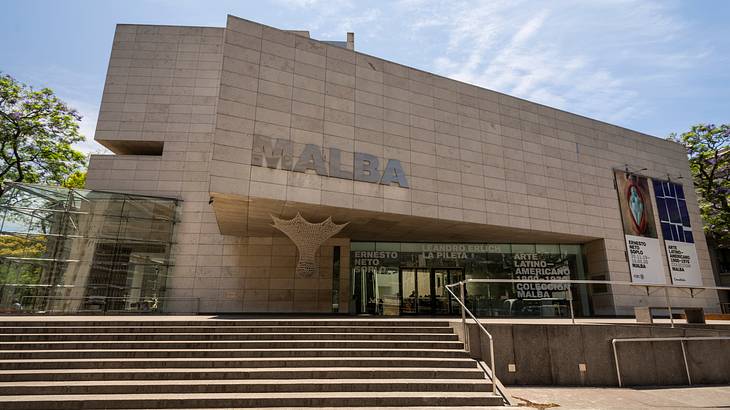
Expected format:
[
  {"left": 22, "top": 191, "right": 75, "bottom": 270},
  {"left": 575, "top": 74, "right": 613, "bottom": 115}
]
[
  {"left": 721, "top": 302, "right": 730, "bottom": 314},
  {"left": 444, "top": 282, "right": 497, "bottom": 396},
  {"left": 612, "top": 336, "right": 730, "bottom": 387},
  {"left": 446, "top": 277, "right": 730, "bottom": 391},
  {"left": 460, "top": 278, "right": 730, "bottom": 328}
]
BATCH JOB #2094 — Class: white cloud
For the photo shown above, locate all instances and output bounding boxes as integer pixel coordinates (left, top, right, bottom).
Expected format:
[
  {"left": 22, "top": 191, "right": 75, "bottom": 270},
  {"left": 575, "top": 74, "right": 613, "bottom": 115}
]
[
  {"left": 399, "top": 0, "right": 706, "bottom": 125},
  {"left": 270, "top": 0, "right": 330, "bottom": 8},
  {"left": 332, "top": 8, "right": 381, "bottom": 36},
  {"left": 238, "top": 0, "right": 696, "bottom": 126},
  {"left": 267, "top": 0, "right": 380, "bottom": 41}
]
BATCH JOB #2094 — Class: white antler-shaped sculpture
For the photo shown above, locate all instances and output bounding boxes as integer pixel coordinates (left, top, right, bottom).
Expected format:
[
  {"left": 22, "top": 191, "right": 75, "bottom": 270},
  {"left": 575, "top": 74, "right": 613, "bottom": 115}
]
[{"left": 271, "top": 213, "right": 348, "bottom": 277}]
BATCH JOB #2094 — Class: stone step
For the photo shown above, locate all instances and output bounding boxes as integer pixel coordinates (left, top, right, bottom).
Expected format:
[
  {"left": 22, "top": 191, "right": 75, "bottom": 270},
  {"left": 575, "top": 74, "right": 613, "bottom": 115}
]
[
  {"left": 0, "top": 347, "right": 470, "bottom": 360},
  {"left": 123, "top": 407, "right": 503, "bottom": 410},
  {"left": 0, "top": 339, "right": 464, "bottom": 350},
  {"left": 0, "top": 320, "right": 452, "bottom": 328},
  {"left": 0, "top": 391, "right": 505, "bottom": 409},
  {"left": 0, "top": 325, "right": 455, "bottom": 334},
  {"left": 0, "top": 356, "right": 479, "bottom": 371},
  {"left": 0, "top": 332, "right": 459, "bottom": 342},
  {"left": 123, "top": 408, "right": 503, "bottom": 410},
  {"left": 0, "top": 318, "right": 503, "bottom": 407},
  {"left": 0, "top": 378, "right": 493, "bottom": 395},
  {"left": 0, "top": 367, "right": 487, "bottom": 382}
]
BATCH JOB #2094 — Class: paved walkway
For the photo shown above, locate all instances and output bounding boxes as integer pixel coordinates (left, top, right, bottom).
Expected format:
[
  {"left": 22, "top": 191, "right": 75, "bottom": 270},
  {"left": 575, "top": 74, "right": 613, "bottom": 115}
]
[{"left": 508, "top": 385, "right": 730, "bottom": 409}]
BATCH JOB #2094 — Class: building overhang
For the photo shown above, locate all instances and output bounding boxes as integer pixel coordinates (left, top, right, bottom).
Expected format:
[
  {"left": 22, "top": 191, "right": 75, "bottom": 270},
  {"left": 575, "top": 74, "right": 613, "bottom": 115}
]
[{"left": 209, "top": 193, "right": 597, "bottom": 244}]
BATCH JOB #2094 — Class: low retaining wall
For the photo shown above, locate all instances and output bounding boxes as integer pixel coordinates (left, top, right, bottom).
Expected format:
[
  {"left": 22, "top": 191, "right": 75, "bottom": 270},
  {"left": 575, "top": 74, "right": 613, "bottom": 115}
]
[{"left": 452, "top": 322, "right": 730, "bottom": 386}]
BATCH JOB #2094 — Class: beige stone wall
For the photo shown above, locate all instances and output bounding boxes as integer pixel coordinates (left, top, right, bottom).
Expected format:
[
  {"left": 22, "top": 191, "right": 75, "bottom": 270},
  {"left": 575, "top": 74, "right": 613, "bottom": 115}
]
[
  {"left": 206, "top": 16, "right": 717, "bottom": 313},
  {"left": 85, "top": 24, "right": 340, "bottom": 313},
  {"left": 237, "top": 236, "right": 350, "bottom": 313},
  {"left": 87, "top": 17, "right": 720, "bottom": 314},
  {"left": 86, "top": 24, "right": 229, "bottom": 312}
]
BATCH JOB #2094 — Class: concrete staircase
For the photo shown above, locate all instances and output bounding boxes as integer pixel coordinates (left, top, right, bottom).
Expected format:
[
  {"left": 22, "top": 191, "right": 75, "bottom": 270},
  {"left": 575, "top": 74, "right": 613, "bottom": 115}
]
[{"left": 0, "top": 318, "right": 505, "bottom": 409}]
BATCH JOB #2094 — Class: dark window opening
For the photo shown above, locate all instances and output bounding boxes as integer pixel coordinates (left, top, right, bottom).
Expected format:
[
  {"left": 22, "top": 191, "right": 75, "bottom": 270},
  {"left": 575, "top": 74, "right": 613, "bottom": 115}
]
[
  {"left": 332, "top": 246, "right": 340, "bottom": 312},
  {"left": 98, "top": 140, "right": 164, "bottom": 156}
]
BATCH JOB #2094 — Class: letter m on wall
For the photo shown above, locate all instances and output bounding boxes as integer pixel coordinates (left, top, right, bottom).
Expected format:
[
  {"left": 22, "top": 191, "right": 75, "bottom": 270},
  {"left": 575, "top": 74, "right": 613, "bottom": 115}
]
[{"left": 251, "top": 135, "right": 293, "bottom": 170}]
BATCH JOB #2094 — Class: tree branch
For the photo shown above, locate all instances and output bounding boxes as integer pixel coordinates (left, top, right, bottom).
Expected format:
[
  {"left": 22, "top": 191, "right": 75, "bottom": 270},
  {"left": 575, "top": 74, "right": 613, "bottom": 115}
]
[{"left": 11, "top": 134, "right": 23, "bottom": 183}]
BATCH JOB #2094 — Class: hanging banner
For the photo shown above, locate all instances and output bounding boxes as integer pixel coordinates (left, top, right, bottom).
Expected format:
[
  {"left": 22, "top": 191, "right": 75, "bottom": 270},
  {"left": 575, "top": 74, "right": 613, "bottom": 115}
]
[
  {"left": 653, "top": 180, "right": 702, "bottom": 286},
  {"left": 614, "top": 170, "right": 665, "bottom": 284},
  {"left": 664, "top": 241, "right": 702, "bottom": 286}
]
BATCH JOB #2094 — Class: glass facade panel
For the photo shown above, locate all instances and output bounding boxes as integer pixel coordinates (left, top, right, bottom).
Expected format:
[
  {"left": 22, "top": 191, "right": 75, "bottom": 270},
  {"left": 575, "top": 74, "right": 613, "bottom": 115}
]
[
  {"left": 350, "top": 242, "right": 375, "bottom": 251},
  {"left": 400, "top": 269, "right": 416, "bottom": 314},
  {"left": 654, "top": 180, "right": 695, "bottom": 244},
  {"left": 0, "top": 183, "right": 178, "bottom": 314},
  {"left": 416, "top": 269, "right": 431, "bottom": 314},
  {"left": 375, "top": 242, "right": 401, "bottom": 252},
  {"left": 351, "top": 242, "right": 592, "bottom": 317},
  {"left": 375, "top": 268, "right": 399, "bottom": 315}
]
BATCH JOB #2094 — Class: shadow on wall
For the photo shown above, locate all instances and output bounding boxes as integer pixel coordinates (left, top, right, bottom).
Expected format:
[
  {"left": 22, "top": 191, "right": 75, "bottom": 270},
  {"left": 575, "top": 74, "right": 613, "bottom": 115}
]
[{"left": 458, "top": 323, "right": 730, "bottom": 386}]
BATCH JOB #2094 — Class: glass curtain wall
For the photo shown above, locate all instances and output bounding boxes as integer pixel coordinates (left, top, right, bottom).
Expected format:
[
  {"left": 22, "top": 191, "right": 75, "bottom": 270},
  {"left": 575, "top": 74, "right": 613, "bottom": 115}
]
[
  {"left": 0, "top": 183, "right": 177, "bottom": 314},
  {"left": 351, "top": 242, "right": 591, "bottom": 317}
]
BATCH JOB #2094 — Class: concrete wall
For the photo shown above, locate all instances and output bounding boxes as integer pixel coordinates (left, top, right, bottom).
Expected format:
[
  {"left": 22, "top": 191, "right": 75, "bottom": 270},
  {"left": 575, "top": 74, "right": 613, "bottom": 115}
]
[
  {"left": 86, "top": 16, "right": 721, "bottom": 313},
  {"left": 459, "top": 322, "right": 730, "bottom": 386}
]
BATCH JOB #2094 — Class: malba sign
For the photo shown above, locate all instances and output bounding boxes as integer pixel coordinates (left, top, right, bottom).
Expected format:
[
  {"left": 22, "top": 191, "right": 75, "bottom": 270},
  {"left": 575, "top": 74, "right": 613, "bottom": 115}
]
[{"left": 251, "top": 135, "right": 409, "bottom": 188}]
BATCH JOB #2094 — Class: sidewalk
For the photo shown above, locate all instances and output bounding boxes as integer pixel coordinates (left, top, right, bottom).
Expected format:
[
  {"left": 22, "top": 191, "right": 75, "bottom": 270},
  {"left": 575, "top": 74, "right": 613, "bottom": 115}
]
[{"left": 508, "top": 385, "right": 730, "bottom": 409}]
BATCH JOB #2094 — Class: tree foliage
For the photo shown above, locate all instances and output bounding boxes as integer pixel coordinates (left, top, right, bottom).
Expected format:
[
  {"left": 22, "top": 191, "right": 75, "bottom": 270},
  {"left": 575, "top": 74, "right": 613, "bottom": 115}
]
[
  {"left": 669, "top": 124, "right": 730, "bottom": 247},
  {"left": 0, "top": 74, "right": 87, "bottom": 194},
  {"left": 0, "top": 235, "right": 47, "bottom": 258},
  {"left": 62, "top": 170, "right": 87, "bottom": 189},
  {"left": 0, "top": 235, "right": 46, "bottom": 286}
]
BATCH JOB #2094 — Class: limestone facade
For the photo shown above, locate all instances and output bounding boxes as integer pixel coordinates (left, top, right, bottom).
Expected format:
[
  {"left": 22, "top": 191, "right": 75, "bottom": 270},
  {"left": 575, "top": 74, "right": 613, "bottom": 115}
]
[{"left": 86, "top": 16, "right": 720, "bottom": 314}]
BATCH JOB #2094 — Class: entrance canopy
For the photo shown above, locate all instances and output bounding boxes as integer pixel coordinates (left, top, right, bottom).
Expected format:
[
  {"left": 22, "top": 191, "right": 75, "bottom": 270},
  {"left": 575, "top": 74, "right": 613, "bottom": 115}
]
[{"left": 210, "top": 193, "right": 596, "bottom": 244}]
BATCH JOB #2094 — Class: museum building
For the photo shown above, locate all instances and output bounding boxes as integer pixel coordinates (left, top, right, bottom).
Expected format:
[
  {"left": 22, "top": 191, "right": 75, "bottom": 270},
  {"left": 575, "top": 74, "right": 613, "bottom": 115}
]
[{"left": 0, "top": 15, "right": 721, "bottom": 316}]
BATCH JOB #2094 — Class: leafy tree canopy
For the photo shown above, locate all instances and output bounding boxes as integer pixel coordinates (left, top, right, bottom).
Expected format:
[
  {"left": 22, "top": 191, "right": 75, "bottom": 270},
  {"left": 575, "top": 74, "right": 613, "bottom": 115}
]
[
  {"left": 0, "top": 235, "right": 47, "bottom": 285},
  {"left": 0, "top": 73, "right": 87, "bottom": 194},
  {"left": 0, "top": 235, "right": 47, "bottom": 258},
  {"left": 62, "top": 170, "right": 86, "bottom": 189},
  {"left": 669, "top": 124, "right": 730, "bottom": 247}
]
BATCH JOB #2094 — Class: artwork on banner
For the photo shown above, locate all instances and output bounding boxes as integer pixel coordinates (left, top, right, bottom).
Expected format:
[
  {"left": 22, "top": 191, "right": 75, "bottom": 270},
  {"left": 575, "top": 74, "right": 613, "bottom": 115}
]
[
  {"left": 653, "top": 179, "right": 702, "bottom": 286},
  {"left": 614, "top": 170, "right": 665, "bottom": 284},
  {"left": 615, "top": 170, "right": 658, "bottom": 238}
]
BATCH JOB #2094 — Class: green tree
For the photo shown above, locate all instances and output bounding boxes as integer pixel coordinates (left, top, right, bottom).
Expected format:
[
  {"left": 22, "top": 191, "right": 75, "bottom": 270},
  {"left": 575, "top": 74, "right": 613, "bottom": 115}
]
[
  {"left": 0, "top": 73, "right": 87, "bottom": 195},
  {"left": 0, "top": 235, "right": 47, "bottom": 285},
  {"left": 62, "top": 170, "right": 86, "bottom": 189},
  {"left": 669, "top": 124, "right": 730, "bottom": 247}
]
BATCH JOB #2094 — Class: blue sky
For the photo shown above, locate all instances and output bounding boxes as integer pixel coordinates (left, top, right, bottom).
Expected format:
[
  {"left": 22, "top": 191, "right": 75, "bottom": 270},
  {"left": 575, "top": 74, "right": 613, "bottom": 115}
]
[{"left": 1, "top": 0, "right": 728, "bottom": 154}]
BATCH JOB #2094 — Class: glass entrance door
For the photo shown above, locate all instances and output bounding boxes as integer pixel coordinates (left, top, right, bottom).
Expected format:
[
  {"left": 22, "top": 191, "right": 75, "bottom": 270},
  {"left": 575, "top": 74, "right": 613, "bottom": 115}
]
[
  {"left": 399, "top": 268, "right": 431, "bottom": 314},
  {"left": 399, "top": 268, "right": 463, "bottom": 315},
  {"left": 433, "top": 268, "right": 463, "bottom": 314},
  {"left": 433, "top": 269, "right": 449, "bottom": 314},
  {"left": 400, "top": 268, "right": 417, "bottom": 314}
]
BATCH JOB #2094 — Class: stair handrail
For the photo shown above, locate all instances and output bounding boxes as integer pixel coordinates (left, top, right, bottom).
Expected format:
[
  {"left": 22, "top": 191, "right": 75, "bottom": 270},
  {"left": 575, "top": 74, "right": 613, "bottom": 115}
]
[
  {"left": 612, "top": 336, "right": 730, "bottom": 387},
  {"left": 462, "top": 278, "right": 730, "bottom": 328},
  {"left": 445, "top": 281, "right": 497, "bottom": 396}
]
